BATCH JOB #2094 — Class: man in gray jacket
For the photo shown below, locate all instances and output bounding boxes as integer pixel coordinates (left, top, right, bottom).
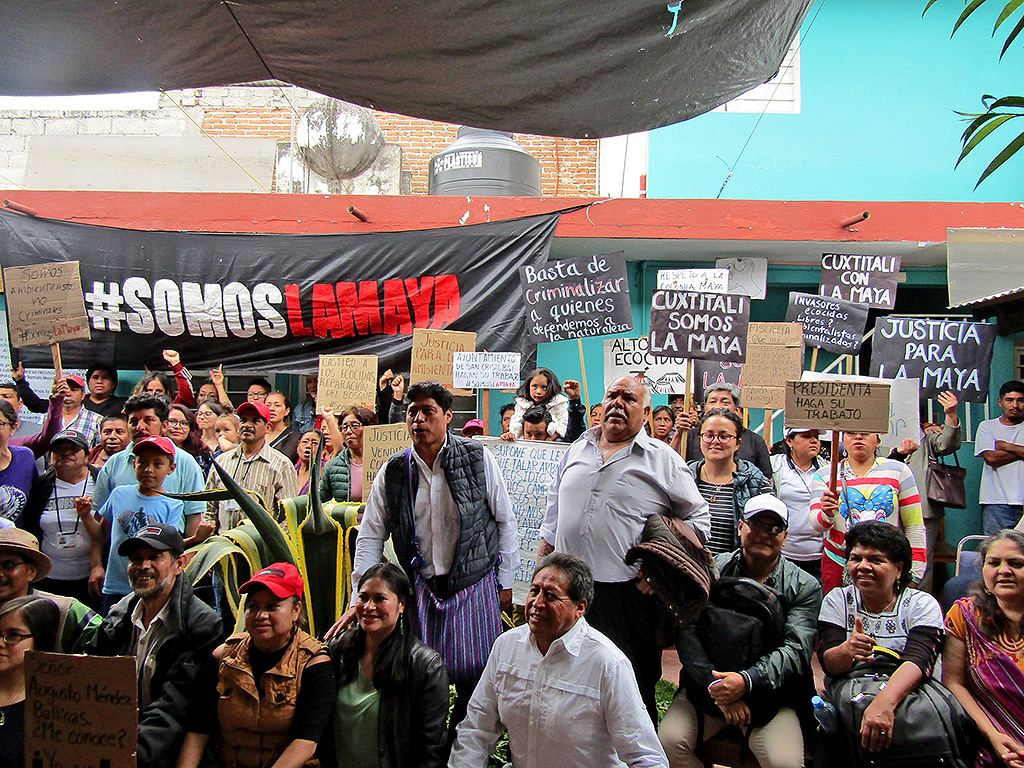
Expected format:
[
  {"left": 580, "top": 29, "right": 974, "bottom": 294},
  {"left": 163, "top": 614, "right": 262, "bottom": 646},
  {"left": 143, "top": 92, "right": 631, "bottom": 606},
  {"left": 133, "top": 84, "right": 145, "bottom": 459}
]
[{"left": 659, "top": 494, "right": 822, "bottom": 768}]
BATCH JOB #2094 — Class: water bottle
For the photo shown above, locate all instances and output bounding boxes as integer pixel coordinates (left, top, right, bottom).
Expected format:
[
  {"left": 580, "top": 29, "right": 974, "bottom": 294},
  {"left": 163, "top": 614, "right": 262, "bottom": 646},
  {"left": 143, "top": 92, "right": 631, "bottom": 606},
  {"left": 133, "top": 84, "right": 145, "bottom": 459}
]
[{"left": 812, "top": 695, "right": 838, "bottom": 734}]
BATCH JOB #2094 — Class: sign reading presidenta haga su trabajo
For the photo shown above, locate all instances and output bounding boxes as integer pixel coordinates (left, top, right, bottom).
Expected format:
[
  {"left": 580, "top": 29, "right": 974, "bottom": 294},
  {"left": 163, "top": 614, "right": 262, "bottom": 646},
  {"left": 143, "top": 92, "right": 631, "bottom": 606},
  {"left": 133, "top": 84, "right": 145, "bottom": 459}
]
[{"left": 649, "top": 290, "right": 749, "bottom": 363}]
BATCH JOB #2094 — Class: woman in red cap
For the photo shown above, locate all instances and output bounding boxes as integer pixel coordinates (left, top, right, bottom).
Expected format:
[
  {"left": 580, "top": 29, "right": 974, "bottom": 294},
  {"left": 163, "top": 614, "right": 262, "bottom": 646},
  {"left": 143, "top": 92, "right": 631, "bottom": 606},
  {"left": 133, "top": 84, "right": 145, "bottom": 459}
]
[{"left": 176, "top": 562, "right": 335, "bottom": 768}]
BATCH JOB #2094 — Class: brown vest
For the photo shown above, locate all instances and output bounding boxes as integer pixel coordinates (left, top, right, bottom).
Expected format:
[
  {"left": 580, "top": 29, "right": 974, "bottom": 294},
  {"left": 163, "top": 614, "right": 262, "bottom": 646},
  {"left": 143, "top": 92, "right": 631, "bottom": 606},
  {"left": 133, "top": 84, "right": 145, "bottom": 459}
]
[{"left": 215, "top": 630, "right": 325, "bottom": 768}]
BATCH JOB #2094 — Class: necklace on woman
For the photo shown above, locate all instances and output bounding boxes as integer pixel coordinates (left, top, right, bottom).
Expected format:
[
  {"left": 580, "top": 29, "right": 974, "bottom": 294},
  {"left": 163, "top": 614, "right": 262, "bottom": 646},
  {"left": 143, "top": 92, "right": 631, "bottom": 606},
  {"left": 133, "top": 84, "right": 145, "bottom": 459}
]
[{"left": 701, "top": 467, "right": 732, "bottom": 503}]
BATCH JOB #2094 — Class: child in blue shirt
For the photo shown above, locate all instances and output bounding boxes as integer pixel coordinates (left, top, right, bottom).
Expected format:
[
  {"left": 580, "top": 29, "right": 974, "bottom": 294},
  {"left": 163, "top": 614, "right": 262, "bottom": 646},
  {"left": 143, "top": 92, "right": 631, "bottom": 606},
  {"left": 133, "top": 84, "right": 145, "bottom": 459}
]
[{"left": 97, "top": 436, "right": 184, "bottom": 611}]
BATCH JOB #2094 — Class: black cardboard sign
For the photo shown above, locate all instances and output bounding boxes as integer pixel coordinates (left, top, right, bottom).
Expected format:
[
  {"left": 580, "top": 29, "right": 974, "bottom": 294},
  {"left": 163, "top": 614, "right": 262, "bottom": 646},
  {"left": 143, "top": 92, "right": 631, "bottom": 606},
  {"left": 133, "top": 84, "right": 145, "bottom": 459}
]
[
  {"left": 520, "top": 251, "right": 633, "bottom": 342},
  {"left": 869, "top": 316, "right": 996, "bottom": 403},
  {"left": 819, "top": 253, "right": 901, "bottom": 309},
  {"left": 649, "top": 290, "right": 749, "bottom": 363},
  {"left": 785, "top": 292, "right": 868, "bottom": 354}
]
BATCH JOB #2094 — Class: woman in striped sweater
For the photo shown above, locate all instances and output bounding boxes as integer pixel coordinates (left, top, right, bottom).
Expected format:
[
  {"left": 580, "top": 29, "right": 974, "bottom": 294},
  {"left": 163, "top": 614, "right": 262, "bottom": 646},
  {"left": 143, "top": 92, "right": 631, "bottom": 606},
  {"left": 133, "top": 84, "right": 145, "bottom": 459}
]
[{"left": 810, "top": 431, "right": 926, "bottom": 594}]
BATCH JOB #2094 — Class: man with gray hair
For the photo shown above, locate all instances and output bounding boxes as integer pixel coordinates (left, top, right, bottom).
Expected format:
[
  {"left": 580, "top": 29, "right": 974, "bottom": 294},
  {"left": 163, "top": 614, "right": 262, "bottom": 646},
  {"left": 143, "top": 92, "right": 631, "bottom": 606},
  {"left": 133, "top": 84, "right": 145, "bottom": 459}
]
[
  {"left": 450, "top": 553, "right": 668, "bottom": 768},
  {"left": 672, "top": 382, "right": 773, "bottom": 478},
  {"left": 540, "top": 376, "right": 709, "bottom": 721}
]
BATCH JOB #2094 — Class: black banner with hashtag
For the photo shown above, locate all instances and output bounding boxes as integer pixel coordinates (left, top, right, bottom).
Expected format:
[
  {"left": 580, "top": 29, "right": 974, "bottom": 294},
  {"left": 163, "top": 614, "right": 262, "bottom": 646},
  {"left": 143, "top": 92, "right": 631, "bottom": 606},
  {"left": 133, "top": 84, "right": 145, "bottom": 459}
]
[{"left": 0, "top": 210, "right": 559, "bottom": 374}]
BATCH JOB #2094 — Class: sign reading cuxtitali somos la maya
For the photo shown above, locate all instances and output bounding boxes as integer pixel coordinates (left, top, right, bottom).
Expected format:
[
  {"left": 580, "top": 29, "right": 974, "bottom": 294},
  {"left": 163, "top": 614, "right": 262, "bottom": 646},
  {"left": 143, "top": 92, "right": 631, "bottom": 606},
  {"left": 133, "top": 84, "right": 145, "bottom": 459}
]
[
  {"left": 868, "top": 316, "right": 996, "bottom": 403},
  {"left": 819, "top": 253, "right": 901, "bottom": 310},
  {"left": 649, "top": 290, "right": 750, "bottom": 363},
  {"left": 520, "top": 251, "right": 633, "bottom": 342}
]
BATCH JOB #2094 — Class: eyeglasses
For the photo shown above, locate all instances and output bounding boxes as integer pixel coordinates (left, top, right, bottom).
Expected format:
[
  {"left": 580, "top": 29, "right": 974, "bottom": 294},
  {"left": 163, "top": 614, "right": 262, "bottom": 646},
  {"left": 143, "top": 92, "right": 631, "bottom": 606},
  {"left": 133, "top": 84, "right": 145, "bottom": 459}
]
[
  {"left": 0, "top": 559, "right": 28, "bottom": 572},
  {"left": 0, "top": 630, "right": 33, "bottom": 646},
  {"left": 340, "top": 423, "right": 363, "bottom": 432},
  {"left": 744, "top": 518, "right": 786, "bottom": 536},
  {"left": 0, "top": 421, "right": 13, "bottom": 429},
  {"left": 166, "top": 419, "right": 189, "bottom": 428},
  {"left": 700, "top": 432, "right": 736, "bottom": 443}
]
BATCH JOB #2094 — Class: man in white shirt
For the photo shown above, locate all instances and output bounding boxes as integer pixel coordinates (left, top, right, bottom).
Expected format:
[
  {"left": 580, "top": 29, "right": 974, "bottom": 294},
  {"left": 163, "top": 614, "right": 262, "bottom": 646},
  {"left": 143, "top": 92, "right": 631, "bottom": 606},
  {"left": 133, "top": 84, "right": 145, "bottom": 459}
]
[
  {"left": 450, "top": 552, "right": 668, "bottom": 768},
  {"left": 975, "top": 380, "right": 1024, "bottom": 533}
]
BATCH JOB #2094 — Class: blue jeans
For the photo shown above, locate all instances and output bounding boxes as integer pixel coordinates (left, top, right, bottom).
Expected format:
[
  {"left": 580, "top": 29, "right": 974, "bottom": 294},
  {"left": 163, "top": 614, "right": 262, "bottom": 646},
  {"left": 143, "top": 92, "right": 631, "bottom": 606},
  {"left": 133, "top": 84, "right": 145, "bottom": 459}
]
[{"left": 981, "top": 504, "right": 1023, "bottom": 535}]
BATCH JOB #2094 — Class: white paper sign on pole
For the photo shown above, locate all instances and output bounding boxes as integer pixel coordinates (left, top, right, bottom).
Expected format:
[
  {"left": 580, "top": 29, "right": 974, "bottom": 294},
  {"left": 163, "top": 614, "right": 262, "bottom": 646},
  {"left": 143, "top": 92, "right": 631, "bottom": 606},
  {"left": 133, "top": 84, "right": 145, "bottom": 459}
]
[
  {"left": 602, "top": 337, "right": 687, "bottom": 395},
  {"left": 656, "top": 268, "right": 729, "bottom": 293},
  {"left": 801, "top": 371, "right": 920, "bottom": 449},
  {"left": 452, "top": 352, "right": 521, "bottom": 390},
  {"left": 716, "top": 257, "right": 767, "bottom": 299}
]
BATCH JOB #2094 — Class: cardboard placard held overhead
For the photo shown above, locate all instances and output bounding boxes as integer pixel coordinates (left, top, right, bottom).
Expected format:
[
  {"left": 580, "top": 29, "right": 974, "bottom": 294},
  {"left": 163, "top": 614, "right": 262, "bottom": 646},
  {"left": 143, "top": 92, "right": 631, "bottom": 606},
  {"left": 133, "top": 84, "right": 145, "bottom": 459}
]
[
  {"left": 803, "top": 371, "right": 920, "bottom": 450},
  {"left": 869, "top": 316, "right": 996, "bottom": 403},
  {"left": 409, "top": 328, "right": 476, "bottom": 395},
  {"left": 25, "top": 651, "right": 137, "bottom": 768},
  {"left": 602, "top": 337, "right": 686, "bottom": 395},
  {"left": 785, "top": 291, "right": 869, "bottom": 354},
  {"left": 452, "top": 351, "right": 521, "bottom": 390},
  {"left": 741, "top": 323, "right": 804, "bottom": 409},
  {"left": 656, "top": 268, "right": 729, "bottom": 293},
  {"left": 649, "top": 290, "right": 750, "bottom": 363},
  {"left": 521, "top": 251, "right": 633, "bottom": 343},
  {"left": 785, "top": 380, "right": 891, "bottom": 433},
  {"left": 2, "top": 261, "right": 91, "bottom": 348},
  {"left": 693, "top": 359, "right": 743, "bottom": 395},
  {"left": 362, "top": 423, "right": 412, "bottom": 493},
  {"left": 819, "top": 253, "right": 901, "bottom": 310},
  {"left": 316, "top": 354, "right": 377, "bottom": 412}
]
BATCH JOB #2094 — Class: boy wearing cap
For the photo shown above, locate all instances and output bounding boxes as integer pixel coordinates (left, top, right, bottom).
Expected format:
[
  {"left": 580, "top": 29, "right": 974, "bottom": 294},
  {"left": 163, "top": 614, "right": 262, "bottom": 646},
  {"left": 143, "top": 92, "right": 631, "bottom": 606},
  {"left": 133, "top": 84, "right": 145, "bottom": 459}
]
[
  {"left": 659, "top": 494, "right": 822, "bottom": 768},
  {"left": 96, "top": 435, "right": 185, "bottom": 612},
  {"left": 87, "top": 522, "right": 223, "bottom": 768}
]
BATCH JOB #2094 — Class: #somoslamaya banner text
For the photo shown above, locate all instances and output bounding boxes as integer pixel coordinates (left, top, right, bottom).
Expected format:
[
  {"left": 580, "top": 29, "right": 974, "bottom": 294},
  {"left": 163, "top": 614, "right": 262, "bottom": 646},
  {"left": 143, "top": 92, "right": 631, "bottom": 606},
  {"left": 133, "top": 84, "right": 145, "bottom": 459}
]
[{"left": 0, "top": 210, "right": 559, "bottom": 372}]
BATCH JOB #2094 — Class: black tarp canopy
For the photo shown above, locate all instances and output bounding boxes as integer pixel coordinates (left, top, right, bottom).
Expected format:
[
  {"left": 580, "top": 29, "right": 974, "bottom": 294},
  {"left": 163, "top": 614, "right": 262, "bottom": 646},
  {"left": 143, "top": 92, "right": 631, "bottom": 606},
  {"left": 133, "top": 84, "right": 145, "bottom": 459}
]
[{"left": 0, "top": 0, "right": 812, "bottom": 138}]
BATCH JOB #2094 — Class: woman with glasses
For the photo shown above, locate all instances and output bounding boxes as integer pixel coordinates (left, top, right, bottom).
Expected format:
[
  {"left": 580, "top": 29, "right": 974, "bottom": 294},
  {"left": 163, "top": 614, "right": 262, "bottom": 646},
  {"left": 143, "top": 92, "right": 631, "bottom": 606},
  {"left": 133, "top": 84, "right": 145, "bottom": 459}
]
[
  {"left": 0, "top": 595, "right": 60, "bottom": 768},
  {"left": 196, "top": 401, "right": 226, "bottom": 455},
  {"left": 810, "top": 431, "right": 926, "bottom": 594},
  {"left": 320, "top": 407, "right": 379, "bottom": 504},
  {"left": 0, "top": 400, "right": 37, "bottom": 529},
  {"left": 295, "top": 431, "right": 323, "bottom": 496},
  {"left": 164, "top": 404, "right": 214, "bottom": 478},
  {"left": 689, "top": 409, "right": 772, "bottom": 554}
]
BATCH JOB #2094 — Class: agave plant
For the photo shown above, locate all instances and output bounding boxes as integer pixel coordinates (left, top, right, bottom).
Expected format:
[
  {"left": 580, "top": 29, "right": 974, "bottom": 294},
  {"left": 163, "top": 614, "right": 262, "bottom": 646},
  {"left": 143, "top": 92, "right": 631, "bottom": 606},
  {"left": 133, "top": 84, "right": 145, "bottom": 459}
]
[{"left": 169, "top": 434, "right": 363, "bottom": 636}]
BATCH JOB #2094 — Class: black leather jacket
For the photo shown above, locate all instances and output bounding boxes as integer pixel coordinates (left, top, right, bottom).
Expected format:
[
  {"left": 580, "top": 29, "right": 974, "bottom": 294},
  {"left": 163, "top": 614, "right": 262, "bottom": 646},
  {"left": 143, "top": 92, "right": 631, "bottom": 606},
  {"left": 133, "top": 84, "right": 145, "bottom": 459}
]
[{"left": 320, "top": 636, "right": 449, "bottom": 768}]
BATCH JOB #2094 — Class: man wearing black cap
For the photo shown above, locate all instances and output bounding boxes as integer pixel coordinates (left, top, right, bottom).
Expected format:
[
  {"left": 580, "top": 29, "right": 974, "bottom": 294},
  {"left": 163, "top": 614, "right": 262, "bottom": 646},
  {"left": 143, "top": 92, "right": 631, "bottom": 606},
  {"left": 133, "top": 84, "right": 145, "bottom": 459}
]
[
  {"left": 84, "top": 364, "right": 127, "bottom": 418},
  {"left": 86, "top": 522, "right": 223, "bottom": 768}
]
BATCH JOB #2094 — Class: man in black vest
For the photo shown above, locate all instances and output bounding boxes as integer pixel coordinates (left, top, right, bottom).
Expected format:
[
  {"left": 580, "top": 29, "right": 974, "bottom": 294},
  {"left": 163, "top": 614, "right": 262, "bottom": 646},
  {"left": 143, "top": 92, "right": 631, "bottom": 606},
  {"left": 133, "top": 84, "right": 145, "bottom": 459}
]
[{"left": 344, "top": 380, "right": 518, "bottom": 743}]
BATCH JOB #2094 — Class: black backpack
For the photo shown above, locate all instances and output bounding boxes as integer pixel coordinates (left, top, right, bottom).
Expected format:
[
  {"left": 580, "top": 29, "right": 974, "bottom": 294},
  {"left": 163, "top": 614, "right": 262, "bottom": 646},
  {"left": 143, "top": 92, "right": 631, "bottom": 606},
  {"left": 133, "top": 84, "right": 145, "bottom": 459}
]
[{"left": 689, "top": 576, "right": 790, "bottom": 726}]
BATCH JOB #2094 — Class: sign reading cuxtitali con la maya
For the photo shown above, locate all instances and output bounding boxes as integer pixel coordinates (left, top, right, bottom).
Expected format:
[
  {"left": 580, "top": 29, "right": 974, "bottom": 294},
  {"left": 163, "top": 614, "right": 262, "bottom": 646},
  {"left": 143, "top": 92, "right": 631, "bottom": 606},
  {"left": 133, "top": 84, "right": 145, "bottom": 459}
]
[
  {"left": 520, "top": 251, "right": 633, "bottom": 343},
  {"left": 819, "top": 253, "right": 901, "bottom": 310},
  {"left": 649, "top": 290, "right": 750, "bottom": 363}
]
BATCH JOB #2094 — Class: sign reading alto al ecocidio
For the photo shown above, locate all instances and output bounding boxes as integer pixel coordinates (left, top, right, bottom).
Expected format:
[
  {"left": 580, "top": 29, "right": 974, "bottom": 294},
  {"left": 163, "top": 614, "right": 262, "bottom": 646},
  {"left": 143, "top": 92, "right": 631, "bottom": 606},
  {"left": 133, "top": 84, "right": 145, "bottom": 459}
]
[
  {"left": 3, "top": 261, "right": 92, "bottom": 348},
  {"left": 602, "top": 337, "right": 686, "bottom": 395},
  {"left": 649, "top": 290, "right": 750, "bottom": 363},
  {"left": 785, "top": 380, "right": 891, "bottom": 433},
  {"left": 520, "top": 251, "right": 633, "bottom": 342}
]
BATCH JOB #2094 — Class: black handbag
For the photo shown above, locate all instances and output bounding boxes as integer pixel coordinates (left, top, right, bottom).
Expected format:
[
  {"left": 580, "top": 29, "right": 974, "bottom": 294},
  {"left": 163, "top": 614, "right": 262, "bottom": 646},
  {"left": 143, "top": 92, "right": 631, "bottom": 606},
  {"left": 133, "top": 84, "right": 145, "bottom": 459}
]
[
  {"left": 828, "top": 649, "right": 976, "bottom": 768},
  {"left": 926, "top": 451, "right": 967, "bottom": 509}
]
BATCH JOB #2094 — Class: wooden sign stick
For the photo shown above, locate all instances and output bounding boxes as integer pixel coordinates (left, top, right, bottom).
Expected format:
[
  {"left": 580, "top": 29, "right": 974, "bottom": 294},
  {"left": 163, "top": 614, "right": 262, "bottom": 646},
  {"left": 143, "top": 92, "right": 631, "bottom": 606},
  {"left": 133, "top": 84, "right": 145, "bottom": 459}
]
[
  {"left": 679, "top": 359, "right": 693, "bottom": 457},
  {"left": 810, "top": 347, "right": 819, "bottom": 372},
  {"left": 829, "top": 430, "right": 840, "bottom": 493},
  {"left": 765, "top": 409, "right": 773, "bottom": 446},
  {"left": 577, "top": 338, "right": 591, "bottom": 416},
  {"left": 51, "top": 342, "right": 63, "bottom": 381},
  {"left": 481, "top": 389, "right": 490, "bottom": 436}
]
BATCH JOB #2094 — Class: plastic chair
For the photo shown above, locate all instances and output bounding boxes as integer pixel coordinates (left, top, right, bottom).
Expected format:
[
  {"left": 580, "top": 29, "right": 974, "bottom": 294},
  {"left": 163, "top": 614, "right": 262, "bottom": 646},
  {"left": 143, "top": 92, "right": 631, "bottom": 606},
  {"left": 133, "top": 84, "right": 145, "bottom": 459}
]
[{"left": 954, "top": 535, "right": 987, "bottom": 578}]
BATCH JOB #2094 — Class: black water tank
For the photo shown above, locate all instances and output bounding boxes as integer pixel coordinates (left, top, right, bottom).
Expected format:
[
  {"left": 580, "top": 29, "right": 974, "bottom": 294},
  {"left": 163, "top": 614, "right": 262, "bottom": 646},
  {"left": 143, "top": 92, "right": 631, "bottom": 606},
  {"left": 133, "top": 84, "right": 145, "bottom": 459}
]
[{"left": 428, "top": 127, "right": 542, "bottom": 196}]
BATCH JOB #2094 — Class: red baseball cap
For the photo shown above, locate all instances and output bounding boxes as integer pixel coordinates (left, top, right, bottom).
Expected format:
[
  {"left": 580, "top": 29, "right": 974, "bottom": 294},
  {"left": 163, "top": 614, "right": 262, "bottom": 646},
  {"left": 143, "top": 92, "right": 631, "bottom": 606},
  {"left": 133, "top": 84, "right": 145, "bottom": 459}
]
[
  {"left": 65, "top": 374, "right": 86, "bottom": 389},
  {"left": 236, "top": 401, "right": 271, "bottom": 421},
  {"left": 239, "top": 562, "right": 304, "bottom": 598},
  {"left": 132, "top": 435, "right": 176, "bottom": 457}
]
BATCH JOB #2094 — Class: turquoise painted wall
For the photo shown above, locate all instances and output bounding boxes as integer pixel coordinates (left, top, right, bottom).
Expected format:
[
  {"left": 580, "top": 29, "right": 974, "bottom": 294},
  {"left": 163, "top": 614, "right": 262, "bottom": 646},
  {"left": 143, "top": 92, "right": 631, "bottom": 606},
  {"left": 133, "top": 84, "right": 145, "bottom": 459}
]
[{"left": 648, "top": 0, "right": 1024, "bottom": 201}]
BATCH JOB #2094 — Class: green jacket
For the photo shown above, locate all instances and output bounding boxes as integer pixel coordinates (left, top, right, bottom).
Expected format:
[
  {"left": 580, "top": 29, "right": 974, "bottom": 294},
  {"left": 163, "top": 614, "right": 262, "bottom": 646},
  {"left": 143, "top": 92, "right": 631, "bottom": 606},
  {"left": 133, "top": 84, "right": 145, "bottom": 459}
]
[{"left": 320, "top": 448, "right": 352, "bottom": 503}]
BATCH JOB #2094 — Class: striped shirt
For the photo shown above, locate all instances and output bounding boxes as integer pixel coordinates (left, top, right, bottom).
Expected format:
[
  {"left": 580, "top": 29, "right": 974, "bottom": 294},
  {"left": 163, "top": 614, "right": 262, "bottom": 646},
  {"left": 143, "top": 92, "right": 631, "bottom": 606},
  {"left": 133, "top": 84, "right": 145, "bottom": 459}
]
[
  {"left": 697, "top": 476, "right": 774, "bottom": 554},
  {"left": 205, "top": 441, "right": 299, "bottom": 531},
  {"left": 809, "top": 458, "right": 926, "bottom": 583},
  {"left": 63, "top": 406, "right": 103, "bottom": 447}
]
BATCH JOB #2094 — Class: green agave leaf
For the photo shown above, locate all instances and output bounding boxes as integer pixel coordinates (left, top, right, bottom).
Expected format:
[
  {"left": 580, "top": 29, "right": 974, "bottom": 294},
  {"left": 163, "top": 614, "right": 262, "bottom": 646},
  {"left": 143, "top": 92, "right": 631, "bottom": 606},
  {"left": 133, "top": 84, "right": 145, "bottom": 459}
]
[
  {"left": 957, "top": 113, "right": 1016, "bottom": 165},
  {"left": 976, "top": 129, "right": 1024, "bottom": 186},
  {"left": 299, "top": 432, "right": 342, "bottom": 637},
  {"left": 211, "top": 460, "right": 296, "bottom": 566},
  {"left": 185, "top": 535, "right": 245, "bottom": 583}
]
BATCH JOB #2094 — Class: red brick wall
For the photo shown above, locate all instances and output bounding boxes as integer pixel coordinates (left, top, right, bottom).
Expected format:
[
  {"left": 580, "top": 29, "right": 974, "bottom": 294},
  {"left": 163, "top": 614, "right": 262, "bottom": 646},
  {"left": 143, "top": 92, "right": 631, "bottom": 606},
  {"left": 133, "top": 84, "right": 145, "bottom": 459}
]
[{"left": 202, "top": 108, "right": 598, "bottom": 196}]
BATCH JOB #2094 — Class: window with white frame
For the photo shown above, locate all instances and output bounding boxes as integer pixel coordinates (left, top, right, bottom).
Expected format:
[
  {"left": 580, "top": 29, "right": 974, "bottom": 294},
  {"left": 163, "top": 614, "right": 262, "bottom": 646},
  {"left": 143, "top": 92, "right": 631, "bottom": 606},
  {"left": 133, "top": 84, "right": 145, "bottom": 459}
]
[{"left": 714, "top": 35, "right": 800, "bottom": 114}]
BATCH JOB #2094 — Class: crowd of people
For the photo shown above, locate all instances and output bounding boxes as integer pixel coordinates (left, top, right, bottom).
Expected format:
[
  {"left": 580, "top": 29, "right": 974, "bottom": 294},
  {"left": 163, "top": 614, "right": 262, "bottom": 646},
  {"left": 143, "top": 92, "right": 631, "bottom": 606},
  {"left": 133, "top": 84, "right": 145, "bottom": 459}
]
[{"left": 0, "top": 351, "right": 1022, "bottom": 768}]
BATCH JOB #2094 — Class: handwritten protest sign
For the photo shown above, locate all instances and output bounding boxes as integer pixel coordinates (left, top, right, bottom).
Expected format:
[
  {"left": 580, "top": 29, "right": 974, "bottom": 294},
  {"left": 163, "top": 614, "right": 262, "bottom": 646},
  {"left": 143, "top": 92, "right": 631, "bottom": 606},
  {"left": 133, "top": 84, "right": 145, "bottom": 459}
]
[
  {"left": 741, "top": 323, "right": 804, "bottom": 409},
  {"left": 2, "top": 261, "right": 91, "bottom": 348},
  {"left": 25, "top": 652, "right": 137, "bottom": 768},
  {"left": 869, "top": 317, "right": 996, "bottom": 403},
  {"left": 803, "top": 371, "right": 920, "bottom": 449},
  {"left": 819, "top": 253, "right": 901, "bottom": 309},
  {"left": 656, "top": 268, "right": 729, "bottom": 293},
  {"left": 717, "top": 257, "right": 767, "bottom": 299},
  {"left": 785, "top": 380, "right": 891, "bottom": 433},
  {"left": 785, "top": 292, "right": 868, "bottom": 354},
  {"left": 316, "top": 354, "right": 377, "bottom": 412},
  {"left": 649, "top": 290, "right": 749, "bottom": 363},
  {"left": 480, "top": 437, "right": 568, "bottom": 604},
  {"left": 693, "top": 359, "right": 743, "bottom": 395},
  {"left": 602, "top": 337, "right": 686, "bottom": 395},
  {"left": 452, "top": 351, "right": 521, "bottom": 390},
  {"left": 362, "top": 424, "right": 412, "bottom": 493},
  {"left": 521, "top": 251, "right": 633, "bottom": 342},
  {"left": 410, "top": 328, "right": 476, "bottom": 395}
]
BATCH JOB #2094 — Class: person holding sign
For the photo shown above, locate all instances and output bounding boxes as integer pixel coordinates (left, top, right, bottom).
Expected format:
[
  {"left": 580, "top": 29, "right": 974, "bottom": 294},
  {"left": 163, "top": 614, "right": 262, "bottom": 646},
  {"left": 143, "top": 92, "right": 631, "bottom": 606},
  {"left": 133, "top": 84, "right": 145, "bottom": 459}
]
[
  {"left": 976, "top": 381, "right": 1024, "bottom": 535},
  {"left": 504, "top": 367, "right": 570, "bottom": 441},
  {"left": 810, "top": 432, "right": 926, "bottom": 594},
  {"left": 0, "top": 595, "right": 60, "bottom": 768}
]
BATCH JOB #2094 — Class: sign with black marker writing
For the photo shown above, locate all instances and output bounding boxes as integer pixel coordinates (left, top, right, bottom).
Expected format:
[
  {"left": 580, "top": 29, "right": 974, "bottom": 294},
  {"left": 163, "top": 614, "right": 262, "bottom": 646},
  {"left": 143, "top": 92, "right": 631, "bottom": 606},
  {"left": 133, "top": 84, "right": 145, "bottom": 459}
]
[
  {"left": 649, "top": 290, "right": 749, "bottom": 363},
  {"left": 409, "top": 328, "right": 476, "bottom": 395},
  {"left": 656, "top": 268, "right": 729, "bottom": 293},
  {"left": 869, "top": 316, "right": 996, "bottom": 403},
  {"left": 451, "top": 351, "right": 521, "bottom": 390},
  {"left": 3, "top": 261, "right": 91, "bottom": 348},
  {"left": 785, "top": 292, "right": 868, "bottom": 354},
  {"left": 521, "top": 251, "right": 633, "bottom": 342},
  {"left": 785, "top": 380, "right": 891, "bottom": 433},
  {"left": 25, "top": 652, "right": 137, "bottom": 768},
  {"left": 741, "top": 323, "right": 803, "bottom": 409},
  {"left": 602, "top": 337, "right": 686, "bottom": 395},
  {"left": 316, "top": 354, "right": 377, "bottom": 412},
  {"left": 819, "top": 253, "right": 901, "bottom": 309},
  {"left": 362, "top": 424, "right": 412, "bottom": 493}
]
